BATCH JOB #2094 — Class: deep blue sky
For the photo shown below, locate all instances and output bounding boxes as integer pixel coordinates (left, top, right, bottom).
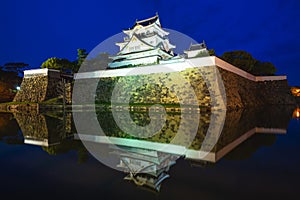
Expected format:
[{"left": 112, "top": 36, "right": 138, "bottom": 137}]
[{"left": 1, "top": 0, "right": 300, "bottom": 85}]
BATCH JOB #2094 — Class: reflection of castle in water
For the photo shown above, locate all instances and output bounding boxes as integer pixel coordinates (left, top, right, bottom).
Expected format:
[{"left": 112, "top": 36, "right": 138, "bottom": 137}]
[
  {"left": 111, "top": 146, "right": 176, "bottom": 191},
  {"left": 75, "top": 106, "right": 293, "bottom": 191},
  {"left": 8, "top": 106, "right": 294, "bottom": 192}
]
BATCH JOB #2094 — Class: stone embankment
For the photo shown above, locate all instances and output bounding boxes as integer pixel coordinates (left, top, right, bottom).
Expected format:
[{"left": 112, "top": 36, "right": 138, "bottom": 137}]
[
  {"left": 219, "top": 67, "right": 296, "bottom": 110},
  {"left": 13, "top": 68, "right": 72, "bottom": 104},
  {"left": 3, "top": 57, "right": 297, "bottom": 111}
]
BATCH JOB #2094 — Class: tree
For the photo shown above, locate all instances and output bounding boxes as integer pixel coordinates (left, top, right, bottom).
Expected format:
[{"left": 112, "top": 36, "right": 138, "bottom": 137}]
[
  {"left": 79, "top": 52, "right": 112, "bottom": 72},
  {"left": 0, "top": 65, "right": 21, "bottom": 84},
  {"left": 41, "top": 57, "right": 76, "bottom": 73},
  {"left": 0, "top": 67, "right": 18, "bottom": 81},
  {"left": 2, "top": 62, "right": 30, "bottom": 74},
  {"left": 208, "top": 49, "right": 216, "bottom": 56},
  {"left": 41, "top": 49, "right": 110, "bottom": 73},
  {"left": 221, "top": 50, "right": 277, "bottom": 76},
  {"left": 251, "top": 61, "right": 277, "bottom": 76},
  {"left": 221, "top": 50, "right": 257, "bottom": 72},
  {"left": 77, "top": 49, "right": 88, "bottom": 67},
  {"left": 0, "top": 65, "right": 22, "bottom": 102}
]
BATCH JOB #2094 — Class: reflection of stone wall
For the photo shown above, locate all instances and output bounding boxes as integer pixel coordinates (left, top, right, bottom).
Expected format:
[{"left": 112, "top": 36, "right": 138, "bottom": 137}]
[
  {"left": 14, "top": 113, "right": 49, "bottom": 139},
  {"left": 97, "top": 110, "right": 211, "bottom": 150},
  {"left": 14, "top": 112, "right": 68, "bottom": 146},
  {"left": 216, "top": 106, "right": 293, "bottom": 151},
  {"left": 96, "top": 105, "right": 293, "bottom": 151}
]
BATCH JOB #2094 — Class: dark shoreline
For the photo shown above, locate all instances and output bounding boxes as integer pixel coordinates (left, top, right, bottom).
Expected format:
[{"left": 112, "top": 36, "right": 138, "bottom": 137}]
[{"left": 0, "top": 101, "right": 298, "bottom": 115}]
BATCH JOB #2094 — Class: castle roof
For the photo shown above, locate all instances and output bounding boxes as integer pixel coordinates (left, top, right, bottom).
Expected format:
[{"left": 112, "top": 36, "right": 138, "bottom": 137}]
[
  {"left": 187, "top": 41, "right": 207, "bottom": 51},
  {"left": 130, "top": 14, "right": 160, "bottom": 29},
  {"left": 109, "top": 14, "right": 176, "bottom": 68},
  {"left": 117, "top": 33, "right": 173, "bottom": 56}
]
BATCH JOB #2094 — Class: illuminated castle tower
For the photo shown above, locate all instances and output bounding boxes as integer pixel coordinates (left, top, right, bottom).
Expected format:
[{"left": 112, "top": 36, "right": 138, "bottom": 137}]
[{"left": 108, "top": 13, "right": 178, "bottom": 68}]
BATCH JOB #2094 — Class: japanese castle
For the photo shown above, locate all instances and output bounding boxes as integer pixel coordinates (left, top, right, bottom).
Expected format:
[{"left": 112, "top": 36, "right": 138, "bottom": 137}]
[{"left": 108, "top": 13, "right": 209, "bottom": 68}]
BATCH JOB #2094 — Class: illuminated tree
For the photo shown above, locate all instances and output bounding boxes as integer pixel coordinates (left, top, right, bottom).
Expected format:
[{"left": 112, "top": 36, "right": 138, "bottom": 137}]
[{"left": 41, "top": 57, "right": 76, "bottom": 73}]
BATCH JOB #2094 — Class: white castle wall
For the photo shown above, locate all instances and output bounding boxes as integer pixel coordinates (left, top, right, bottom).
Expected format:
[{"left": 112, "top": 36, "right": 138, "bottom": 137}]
[{"left": 75, "top": 56, "right": 287, "bottom": 82}]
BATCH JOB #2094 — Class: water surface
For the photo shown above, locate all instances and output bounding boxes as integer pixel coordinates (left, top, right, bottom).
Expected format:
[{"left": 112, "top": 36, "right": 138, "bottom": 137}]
[{"left": 0, "top": 106, "right": 299, "bottom": 199}]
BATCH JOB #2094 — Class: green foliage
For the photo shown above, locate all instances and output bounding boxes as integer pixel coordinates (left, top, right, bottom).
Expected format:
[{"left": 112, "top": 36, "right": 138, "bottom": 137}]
[
  {"left": 40, "top": 49, "right": 111, "bottom": 73},
  {"left": 221, "top": 50, "right": 277, "bottom": 76},
  {"left": 80, "top": 52, "right": 112, "bottom": 72},
  {"left": 40, "top": 49, "right": 89, "bottom": 73},
  {"left": 195, "top": 50, "right": 210, "bottom": 57},
  {"left": 41, "top": 57, "right": 76, "bottom": 73},
  {"left": 208, "top": 49, "right": 216, "bottom": 56},
  {"left": 77, "top": 49, "right": 88, "bottom": 67},
  {"left": 42, "top": 146, "right": 58, "bottom": 155}
]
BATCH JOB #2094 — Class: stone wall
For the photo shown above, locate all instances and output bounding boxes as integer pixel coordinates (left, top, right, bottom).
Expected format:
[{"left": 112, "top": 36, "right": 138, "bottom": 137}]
[
  {"left": 63, "top": 56, "right": 297, "bottom": 109},
  {"left": 90, "top": 66, "right": 227, "bottom": 111},
  {"left": 13, "top": 76, "right": 48, "bottom": 102},
  {"left": 219, "top": 67, "right": 296, "bottom": 110},
  {"left": 95, "top": 67, "right": 212, "bottom": 107},
  {"left": 93, "top": 63, "right": 295, "bottom": 110},
  {"left": 14, "top": 69, "right": 72, "bottom": 104},
  {"left": 74, "top": 62, "right": 295, "bottom": 110},
  {"left": 65, "top": 82, "right": 72, "bottom": 104}
]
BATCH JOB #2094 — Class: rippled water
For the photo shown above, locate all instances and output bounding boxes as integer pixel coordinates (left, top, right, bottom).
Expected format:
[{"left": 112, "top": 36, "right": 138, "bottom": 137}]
[{"left": 0, "top": 106, "right": 299, "bottom": 199}]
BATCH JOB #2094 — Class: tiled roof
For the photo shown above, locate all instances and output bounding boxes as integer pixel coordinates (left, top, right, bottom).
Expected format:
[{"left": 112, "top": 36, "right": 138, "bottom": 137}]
[{"left": 188, "top": 42, "right": 207, "bottom": 51}]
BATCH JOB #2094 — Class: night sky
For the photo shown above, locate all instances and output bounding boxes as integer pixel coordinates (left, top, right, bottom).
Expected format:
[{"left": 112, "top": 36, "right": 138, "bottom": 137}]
[{"left": 1, "top": 0, "right": 300, "bottom": 85}]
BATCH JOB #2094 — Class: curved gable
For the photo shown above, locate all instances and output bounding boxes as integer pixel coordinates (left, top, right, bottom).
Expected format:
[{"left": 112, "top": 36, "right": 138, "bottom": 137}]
[{"left": 119, "top": 34, "right": 154, "bottom": 55}]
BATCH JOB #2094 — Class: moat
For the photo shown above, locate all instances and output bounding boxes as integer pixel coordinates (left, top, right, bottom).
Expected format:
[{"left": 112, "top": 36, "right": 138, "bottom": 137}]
[{"left": 0, "top": 106, "right": 299, "bottom": 199}]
